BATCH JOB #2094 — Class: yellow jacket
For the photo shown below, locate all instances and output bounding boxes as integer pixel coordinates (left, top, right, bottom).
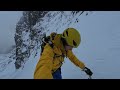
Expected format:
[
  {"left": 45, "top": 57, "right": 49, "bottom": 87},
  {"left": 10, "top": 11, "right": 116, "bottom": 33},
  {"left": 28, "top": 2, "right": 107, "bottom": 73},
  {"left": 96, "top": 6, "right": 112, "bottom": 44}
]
[{"left": 34, "top": 34, "right": 85, "bottom": 79}]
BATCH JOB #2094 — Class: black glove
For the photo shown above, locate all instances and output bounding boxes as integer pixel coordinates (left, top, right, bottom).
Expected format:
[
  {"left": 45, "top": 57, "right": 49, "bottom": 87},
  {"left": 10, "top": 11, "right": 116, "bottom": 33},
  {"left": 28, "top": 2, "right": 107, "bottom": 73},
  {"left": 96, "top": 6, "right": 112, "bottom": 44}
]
[{"left": 83, "top": 67, "right": 93, "bottom": 76}]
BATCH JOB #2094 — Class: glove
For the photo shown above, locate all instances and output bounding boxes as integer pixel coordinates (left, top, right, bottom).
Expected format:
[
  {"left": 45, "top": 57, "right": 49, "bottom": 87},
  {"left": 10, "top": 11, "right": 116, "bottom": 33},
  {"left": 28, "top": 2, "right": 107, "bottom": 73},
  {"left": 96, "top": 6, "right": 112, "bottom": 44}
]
[{"left": 83, "top": 67, "right": 93, "bottom": 76}]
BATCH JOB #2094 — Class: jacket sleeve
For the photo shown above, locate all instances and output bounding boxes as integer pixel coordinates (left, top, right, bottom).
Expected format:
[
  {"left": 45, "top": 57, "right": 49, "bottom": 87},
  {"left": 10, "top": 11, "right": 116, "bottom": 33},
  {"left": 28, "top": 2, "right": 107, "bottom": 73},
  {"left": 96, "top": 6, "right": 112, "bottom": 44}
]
[
  {"left": 34, "top": 44, "right": 54, "bottom": 79},
  {"left": 66, "top": 50, "right": 85, "bottom": 70}
]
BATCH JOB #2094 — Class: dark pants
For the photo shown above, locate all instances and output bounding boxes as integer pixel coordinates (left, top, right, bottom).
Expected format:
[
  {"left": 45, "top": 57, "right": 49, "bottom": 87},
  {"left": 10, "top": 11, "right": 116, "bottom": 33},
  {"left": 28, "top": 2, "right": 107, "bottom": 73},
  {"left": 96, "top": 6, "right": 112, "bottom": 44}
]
[{"left": 52, "top": 68, "right": 62, "bottom": 79}]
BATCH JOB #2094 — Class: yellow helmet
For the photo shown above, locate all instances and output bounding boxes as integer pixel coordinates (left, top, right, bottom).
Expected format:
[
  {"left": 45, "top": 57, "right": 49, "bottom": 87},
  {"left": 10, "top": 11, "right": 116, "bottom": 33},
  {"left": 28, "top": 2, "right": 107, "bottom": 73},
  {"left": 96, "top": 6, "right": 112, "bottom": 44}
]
[{"left": 62, "top": 28, "right": 81, "bottom": 48}]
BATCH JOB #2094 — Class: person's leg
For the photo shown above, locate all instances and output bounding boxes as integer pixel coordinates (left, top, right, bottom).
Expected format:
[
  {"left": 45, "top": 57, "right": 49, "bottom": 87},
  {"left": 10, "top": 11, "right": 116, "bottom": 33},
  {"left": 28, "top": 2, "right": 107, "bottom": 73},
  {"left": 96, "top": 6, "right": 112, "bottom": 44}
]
[{"left": 52, "top": 68, "right": 62, "bottom": 79}]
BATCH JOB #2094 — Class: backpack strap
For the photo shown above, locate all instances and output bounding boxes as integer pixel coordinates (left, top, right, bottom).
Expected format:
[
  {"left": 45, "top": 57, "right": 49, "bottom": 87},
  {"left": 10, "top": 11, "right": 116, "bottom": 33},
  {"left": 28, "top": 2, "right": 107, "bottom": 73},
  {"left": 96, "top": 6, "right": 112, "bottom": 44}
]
[
  {"left": 40, "top": 32, "right": 65, "bottom": 60},
  {"left": 50, "top": 32, "right": 57, "bottom": 40},
  {"left": 40, "top": 32, "right": 56, "bottom": 55}
]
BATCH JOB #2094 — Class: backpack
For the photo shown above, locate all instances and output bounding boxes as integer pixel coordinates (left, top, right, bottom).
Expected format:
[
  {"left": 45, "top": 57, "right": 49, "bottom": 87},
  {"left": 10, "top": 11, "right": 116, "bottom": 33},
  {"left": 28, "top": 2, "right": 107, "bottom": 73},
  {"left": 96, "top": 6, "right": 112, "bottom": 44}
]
[
  {"left": 40, "top": 32, "right": 65, "bottom": 69},
  {"left": 40, "top": 32, "right": 57, "bottom": 55}
]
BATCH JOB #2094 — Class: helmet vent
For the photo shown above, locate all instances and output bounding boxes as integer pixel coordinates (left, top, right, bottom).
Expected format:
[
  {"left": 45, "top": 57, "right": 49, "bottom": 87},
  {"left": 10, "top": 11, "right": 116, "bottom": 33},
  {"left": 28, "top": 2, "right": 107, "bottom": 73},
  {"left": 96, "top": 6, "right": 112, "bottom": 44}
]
[
  {"left": 66, "top": 30, "right": 68, "bottom": 36},
  {"left": 73, "top": 40, "right": 77, "bottom": 46}
]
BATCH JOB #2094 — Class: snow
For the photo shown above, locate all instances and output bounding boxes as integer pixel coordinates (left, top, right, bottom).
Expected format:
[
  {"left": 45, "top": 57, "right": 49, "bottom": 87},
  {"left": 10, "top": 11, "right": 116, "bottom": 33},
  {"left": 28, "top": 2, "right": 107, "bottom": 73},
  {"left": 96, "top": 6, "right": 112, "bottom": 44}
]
[{"left": 0, "top": 11, "right": 120, "bottom": 79}]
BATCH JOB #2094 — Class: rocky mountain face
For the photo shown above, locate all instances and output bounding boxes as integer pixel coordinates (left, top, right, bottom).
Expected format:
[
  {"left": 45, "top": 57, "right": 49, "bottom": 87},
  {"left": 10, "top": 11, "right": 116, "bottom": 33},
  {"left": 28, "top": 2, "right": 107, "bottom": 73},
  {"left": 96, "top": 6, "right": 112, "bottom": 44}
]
[{"left": 13, "top": 11, "right": 89, "bottom": 69}]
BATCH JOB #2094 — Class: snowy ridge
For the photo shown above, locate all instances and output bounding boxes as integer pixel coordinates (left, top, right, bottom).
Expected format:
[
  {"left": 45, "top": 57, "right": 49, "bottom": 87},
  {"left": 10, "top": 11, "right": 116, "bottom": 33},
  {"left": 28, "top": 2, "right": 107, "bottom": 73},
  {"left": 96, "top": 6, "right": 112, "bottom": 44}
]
[{"left": 0, "top": 11, "right": 120, "bottom": 79}]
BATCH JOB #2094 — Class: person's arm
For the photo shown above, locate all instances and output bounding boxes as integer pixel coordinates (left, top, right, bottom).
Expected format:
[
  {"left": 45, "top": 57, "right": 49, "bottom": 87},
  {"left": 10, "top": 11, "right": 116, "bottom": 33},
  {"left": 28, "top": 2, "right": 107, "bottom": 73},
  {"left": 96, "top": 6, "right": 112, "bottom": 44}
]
[
  {"left": 66, "top": 50, "right": 93, "bottom": 76},
  {"left": 34, "top": 44, "right": 54, "bottom": 79},
  {"left": 66, "top": 50, "right": 85, "bottom": 69}
]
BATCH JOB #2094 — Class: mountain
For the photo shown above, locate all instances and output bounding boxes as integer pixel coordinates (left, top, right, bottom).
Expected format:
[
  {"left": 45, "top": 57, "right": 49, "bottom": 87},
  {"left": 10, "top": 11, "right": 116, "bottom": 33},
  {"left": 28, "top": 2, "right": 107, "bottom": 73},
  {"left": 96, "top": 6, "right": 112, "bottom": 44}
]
[
  {"left": 0, "top": 11, "right": 88, "bottom": 78},
  {"left": 14, "top": 11, "right": 86, "bottom": 69},
  {"left": 0, "top": 11, "right": 120, "bottom": 79}
]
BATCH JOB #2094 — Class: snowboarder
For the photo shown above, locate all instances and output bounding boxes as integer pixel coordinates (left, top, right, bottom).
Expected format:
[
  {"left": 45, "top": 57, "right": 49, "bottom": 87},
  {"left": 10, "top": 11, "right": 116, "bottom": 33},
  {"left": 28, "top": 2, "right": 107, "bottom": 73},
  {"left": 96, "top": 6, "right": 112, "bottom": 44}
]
[{"left": 34, "top": 28, "right": 93, "bottom": 79}]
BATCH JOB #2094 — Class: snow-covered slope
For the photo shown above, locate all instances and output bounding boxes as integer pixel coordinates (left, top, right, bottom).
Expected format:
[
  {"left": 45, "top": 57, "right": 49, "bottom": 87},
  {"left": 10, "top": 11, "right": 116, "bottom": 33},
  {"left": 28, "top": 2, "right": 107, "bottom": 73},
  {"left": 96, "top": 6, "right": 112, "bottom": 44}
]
[{"left": 0, "top": 11, "right": 120, "bottom": 79}]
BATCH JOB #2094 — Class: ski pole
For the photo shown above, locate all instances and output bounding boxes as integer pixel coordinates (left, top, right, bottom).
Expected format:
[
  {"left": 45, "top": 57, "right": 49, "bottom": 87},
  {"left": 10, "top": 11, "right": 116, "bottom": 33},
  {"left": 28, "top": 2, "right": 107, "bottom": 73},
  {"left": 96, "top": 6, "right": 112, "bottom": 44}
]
[{"left": 88, "top": 75, "right": 92, "bottom": 79}]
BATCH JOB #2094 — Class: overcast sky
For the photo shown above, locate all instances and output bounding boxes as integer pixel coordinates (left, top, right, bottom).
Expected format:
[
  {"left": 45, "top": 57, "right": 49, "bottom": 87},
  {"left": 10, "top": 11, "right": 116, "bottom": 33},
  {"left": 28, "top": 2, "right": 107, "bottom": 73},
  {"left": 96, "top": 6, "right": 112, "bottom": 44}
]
[{"left": 0, "top": 11, "right": 22, "bottom": 53}]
